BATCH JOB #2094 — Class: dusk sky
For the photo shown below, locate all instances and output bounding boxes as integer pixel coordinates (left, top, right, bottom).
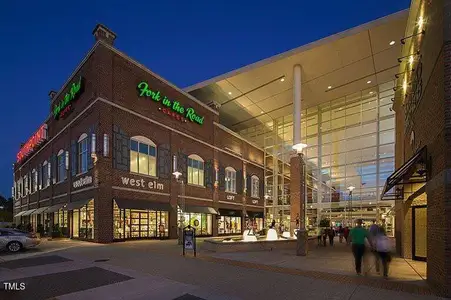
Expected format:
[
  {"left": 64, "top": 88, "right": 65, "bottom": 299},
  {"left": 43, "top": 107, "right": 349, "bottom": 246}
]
[{"left": 0, "top": 0, "right": 410, "bottom": 198}]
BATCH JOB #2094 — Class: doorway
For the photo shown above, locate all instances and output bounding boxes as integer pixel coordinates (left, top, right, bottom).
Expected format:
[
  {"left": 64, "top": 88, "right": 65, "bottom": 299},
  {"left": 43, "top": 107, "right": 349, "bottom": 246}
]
[{"left": 412, "top": 205, "right": 427, "bottom": 261}]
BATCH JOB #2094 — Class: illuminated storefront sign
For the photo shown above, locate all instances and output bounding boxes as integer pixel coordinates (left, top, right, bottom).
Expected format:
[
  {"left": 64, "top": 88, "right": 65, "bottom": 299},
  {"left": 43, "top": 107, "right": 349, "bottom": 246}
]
[
  {"left": 17, "top": 124, "right": 48, "bottom": 162},
  {"left": 137, "top": 81, "right": 204, "bottom": 125},
  {"left": 53, "top": 76, "right": 84, "bottom": 120},
  {"left": 73, "top": 176, "right": 93, "bottom": 189}
]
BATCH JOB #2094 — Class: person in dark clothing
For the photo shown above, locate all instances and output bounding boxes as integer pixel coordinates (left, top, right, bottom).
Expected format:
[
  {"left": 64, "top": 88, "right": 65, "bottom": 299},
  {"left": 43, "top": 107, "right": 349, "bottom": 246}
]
[
  {"left": 270, "top": 220, "right": 276, "bottom": 229},
  {"left": 328, "top": 226, "right": 335, "bottom": 246},
  {"left": 322, "top": 228, "right": 327, "bottom": 247},
  {"left": 343, "top": 226, "right": 350, "bottom": 245}
]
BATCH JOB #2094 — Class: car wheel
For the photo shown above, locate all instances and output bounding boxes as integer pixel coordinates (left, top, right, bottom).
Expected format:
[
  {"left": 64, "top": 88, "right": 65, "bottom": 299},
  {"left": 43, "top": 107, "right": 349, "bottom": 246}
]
[{"left": 6, "top": 241, "right": 22, "bottom": 253}]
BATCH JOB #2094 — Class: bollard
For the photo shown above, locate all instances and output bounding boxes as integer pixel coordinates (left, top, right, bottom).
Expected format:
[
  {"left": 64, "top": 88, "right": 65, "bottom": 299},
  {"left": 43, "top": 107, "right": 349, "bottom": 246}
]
[{"left": 296, "top": 229, "right": 308, "bottom": 256}]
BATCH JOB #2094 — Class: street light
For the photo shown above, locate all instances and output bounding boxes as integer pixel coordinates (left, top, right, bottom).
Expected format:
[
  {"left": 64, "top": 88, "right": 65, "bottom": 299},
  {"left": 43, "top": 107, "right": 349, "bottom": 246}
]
[
  {"left": 173, "top": 156, "right": 185, "bottom": 245},
  {"left": 348, "top": 186, "right": 355, "bottom": 227}
]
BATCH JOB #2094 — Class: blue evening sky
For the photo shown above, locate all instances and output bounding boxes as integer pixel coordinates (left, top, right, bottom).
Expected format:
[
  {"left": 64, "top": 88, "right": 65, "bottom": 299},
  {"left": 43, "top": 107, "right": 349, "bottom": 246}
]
[{"left": 0, "top": 0, "right": 410, "bottom": 198}]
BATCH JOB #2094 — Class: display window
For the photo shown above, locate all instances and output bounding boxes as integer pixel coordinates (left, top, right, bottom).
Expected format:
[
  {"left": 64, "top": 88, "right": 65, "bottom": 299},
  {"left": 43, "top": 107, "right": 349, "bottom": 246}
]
[
  {"left": 181, "top": 212, "right": 212, "bottom": 236},
  {"left": 113, "top": 201, "right": 169, "bottom": 239},
  {"left": 218, "top": 216, "right": 242, "bottom": 234},
  {"left": 53, "top": 209, "right": 69, "bottom": 236},
  {"left": 72, "top": 199, "right": 95, "bottom": 239}
]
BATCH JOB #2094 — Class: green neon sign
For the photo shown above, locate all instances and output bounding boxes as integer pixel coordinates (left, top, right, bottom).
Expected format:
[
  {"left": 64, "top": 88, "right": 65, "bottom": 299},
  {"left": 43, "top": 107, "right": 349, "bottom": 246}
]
[
  {"left": 53, "top": 76, "right": 84, "bottom": 120},
  {"left": 137, "top": 81, "right": 204, "bottom": 125}
]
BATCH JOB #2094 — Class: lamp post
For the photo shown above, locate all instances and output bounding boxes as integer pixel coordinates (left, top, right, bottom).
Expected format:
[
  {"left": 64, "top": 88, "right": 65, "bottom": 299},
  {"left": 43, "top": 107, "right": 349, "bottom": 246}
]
[{"left": 347, "top": 186, "right": 355, "bottom": 227}]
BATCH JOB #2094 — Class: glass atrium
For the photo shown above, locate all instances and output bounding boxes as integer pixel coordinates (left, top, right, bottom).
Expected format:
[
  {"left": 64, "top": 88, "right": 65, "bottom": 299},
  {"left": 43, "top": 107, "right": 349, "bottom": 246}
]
[{"left": 238, "top": 80, "right": 396, "bottom": 236}]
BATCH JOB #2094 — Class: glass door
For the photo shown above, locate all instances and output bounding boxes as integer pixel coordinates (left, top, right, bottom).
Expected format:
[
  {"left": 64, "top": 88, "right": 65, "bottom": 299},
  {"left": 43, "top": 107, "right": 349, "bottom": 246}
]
[{"left": 412, "top": 206, "right": 427, "bottom": 261}]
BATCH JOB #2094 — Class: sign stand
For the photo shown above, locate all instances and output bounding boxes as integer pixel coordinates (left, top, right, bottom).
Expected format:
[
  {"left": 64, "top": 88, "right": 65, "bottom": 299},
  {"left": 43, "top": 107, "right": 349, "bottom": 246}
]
[{"left": 182, "top": 225, "right": 196, "bottom": 257}]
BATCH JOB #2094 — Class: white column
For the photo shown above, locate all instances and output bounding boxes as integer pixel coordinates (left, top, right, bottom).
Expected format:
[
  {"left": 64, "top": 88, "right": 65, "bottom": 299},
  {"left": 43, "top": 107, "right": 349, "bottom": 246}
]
[{"left": 292, "top": 64, "right": 306, "bottom": 152}]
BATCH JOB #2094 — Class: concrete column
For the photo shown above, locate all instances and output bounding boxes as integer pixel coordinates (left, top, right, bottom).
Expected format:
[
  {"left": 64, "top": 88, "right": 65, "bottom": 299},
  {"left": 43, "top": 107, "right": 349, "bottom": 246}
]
[
  {"left": 290, "top": 153, "right": 306, "bottom": 232},
  {"left": 293, "top": 65, "right": 303, "bottom": 151}
]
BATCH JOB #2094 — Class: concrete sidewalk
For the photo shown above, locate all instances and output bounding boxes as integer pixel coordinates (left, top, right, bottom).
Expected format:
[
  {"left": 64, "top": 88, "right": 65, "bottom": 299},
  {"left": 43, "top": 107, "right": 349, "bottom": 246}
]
[{"left": 0, "top": 239, "right": 444, "bottom": 300}]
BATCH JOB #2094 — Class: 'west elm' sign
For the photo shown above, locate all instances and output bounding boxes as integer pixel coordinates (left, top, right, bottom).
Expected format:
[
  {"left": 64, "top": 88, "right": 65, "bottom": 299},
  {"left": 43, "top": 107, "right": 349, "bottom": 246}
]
[
  {"left": 137, "top": 81, "right": 204, "bottom": 125},
  {"left": 121, "top": 176, "right": 164, "bottom": 191}
]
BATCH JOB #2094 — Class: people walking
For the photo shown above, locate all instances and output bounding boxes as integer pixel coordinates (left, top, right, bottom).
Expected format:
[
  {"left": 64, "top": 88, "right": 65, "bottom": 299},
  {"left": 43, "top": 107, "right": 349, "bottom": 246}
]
[
  {"left": 316, "top": 227, "right": 322, "bottom": 246},
  {"left": 375, "top": 230, "right": 392, "bottom": 278},
  {"left": 349, "top": 219, "right": 369, "bottom": 275},
  {"left": 322, "top": 228, "right": 327, "bottom": 247},
  {"left": 328, "top": 226, "right": 335, "bottom": 246},
  {"left": 343, "top": 226, "right": 350, "bottom": 245},
  {"left": 338, "top": 225, "right": 343, "bottom": 243},
  {"left": 368, "top": 220, "right": 384, "bottom": 274}
]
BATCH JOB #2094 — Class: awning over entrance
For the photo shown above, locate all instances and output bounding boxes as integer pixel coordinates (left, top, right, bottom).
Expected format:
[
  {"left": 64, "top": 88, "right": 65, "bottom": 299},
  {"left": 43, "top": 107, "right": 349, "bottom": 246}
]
[
  {"left": 66, "top": 199, "right": 90, "bottom": 210},
  {"left": 114, "top": 198, "right": 172, "bottom": 211},
  {"left": 32, "top": 207, "right": 50, "bottom": 215},
  {"left": 15, "top": 209, "right": 38, "bottom": 217},
  {"left": 247, "top": 211, "right": 264, "bottom": 218},
  {"left": 218, "top": 209, "right": 242, "bottom": 217},
  {"left": 382, "top": 146, "right": 428, "bottom": 198},
  {"left": 21, "top": 209, "right": 36, "bottom": 216},
  {"left": 183, "top": 205, "right": 218, "bottom": 215},
  {"left": 46, "top": 203, "right": 67, "bottom": 213}
]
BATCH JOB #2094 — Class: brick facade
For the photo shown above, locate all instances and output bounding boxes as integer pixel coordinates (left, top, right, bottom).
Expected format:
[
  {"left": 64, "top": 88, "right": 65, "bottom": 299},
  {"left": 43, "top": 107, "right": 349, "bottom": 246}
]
[
  {"left": 12, "top": 25, "right": 265, "bottom": 244},
  {"left": 393, "top": 0, "right": 450, "bottom": 296}
]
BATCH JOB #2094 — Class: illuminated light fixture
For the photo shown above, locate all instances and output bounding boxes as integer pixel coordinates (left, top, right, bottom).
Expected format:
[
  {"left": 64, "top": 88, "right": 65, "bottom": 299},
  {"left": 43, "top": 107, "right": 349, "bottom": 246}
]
[
  {"left": 409, "top": 55, "right": 415, "bottom": 65},
  {"left": 369, "top": 91, "right": 374, "bottom": 95},
  {"left": 292, "top": 143, "right": 308, "bottom": 152},
  {"left": 389, "top": 41, "right": 396, "bottom": 46},
  {"left": 403, "top": 77, "right": 408, "bottom": 92},
  {"left": 348, "top": 186, "right": 355, "bottom": 192},
  {"left": 417, "top": 16, "right": 425, "bottom": 30},
  {"left": 327, "top": 86, "right": 332, "bottom": 89},
  {"left": 228, "top": 92, "right": 232, "bottom": 95},
  {"left": 367, "top": 80, "right": 372, "bottom": 84},
  {"left": 280, "top": 78, "right": 285, "bottom": 82},
  {"left": 173, "top": 171, "right": 182, "bottom": 179},
  {"left": 260, "top": 111, "right": 264, "bottom": 114},
  {"left": 369, "top": 202, "right": 372, "bottom": 205}
]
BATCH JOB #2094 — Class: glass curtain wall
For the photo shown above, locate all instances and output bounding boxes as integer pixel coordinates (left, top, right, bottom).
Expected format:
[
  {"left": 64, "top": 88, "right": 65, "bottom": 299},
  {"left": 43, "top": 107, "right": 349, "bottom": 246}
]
[{"left": 239, "top": 81, "right": 396, "bottom": 232}]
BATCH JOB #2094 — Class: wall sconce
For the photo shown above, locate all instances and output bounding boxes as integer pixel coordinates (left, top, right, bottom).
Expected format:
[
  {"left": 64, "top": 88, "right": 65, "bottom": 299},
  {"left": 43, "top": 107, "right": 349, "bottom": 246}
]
[
  {"left": 91, "top": 133, "right": 96, "bottom": 154},
  {"left": 65, "top": 151, "right": 69, "bottom": 170},
  {"left": 103, "top": 134, "right": 109, "bottom": 157}
]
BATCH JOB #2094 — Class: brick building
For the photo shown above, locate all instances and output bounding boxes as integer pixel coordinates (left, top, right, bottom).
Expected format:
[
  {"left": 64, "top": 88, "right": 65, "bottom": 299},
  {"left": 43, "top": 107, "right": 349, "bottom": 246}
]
[
  {"left": 383, "top": 0, "right": 450, "bottom": 297},
  {"left": 12, "top": 24, "right": 265, "bottom": 243}
]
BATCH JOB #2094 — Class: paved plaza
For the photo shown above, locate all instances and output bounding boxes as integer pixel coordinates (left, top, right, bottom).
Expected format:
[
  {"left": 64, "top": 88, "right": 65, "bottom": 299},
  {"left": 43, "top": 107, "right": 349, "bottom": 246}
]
[{"left": 0, "top": 238, "right": 446, "bottom": 300}]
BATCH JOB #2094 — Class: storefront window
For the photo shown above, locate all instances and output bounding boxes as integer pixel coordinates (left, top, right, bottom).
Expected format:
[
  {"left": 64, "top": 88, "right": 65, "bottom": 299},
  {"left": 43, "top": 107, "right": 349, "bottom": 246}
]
[
  {"left": 218, "top": 216, "right": 242, "bottom": 234},
  {"left": 225, "top": 167, "right": 236, "bottom": 193},
  {"left": 53, "top": 209, "right": 68, "bottom": 236},
  {"left": 187, "top": 155, "right": 204, "bottom": 186},
  {"left": 70, "top": 200, "right": 95, "bottom": 239},
  {"left": 78, "top": 134, "right": 88, "bottom": 174},
  {"left": 130, "top": 137, "right": 157, "bottom": 176},
  {"left": 73, "top": 210, "right": 79, "bottom": 238},
  {"left": 251, "top": 175, "right": 259, "bottom": 198},
  {"left": 181, "top": 212, "right": 212, "bottom": 236},
  {"left": 113, "top": 200, "right": 169, "bottom": 239},
  {"left": 57, "top": 150, "right": 66, "bottom": 182}
]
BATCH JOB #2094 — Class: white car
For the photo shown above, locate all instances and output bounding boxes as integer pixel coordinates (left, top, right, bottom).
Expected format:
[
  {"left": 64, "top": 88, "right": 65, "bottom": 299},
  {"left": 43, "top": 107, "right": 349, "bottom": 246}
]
[{"left": 0, "top": 228, "right": 41, "bottom": 252}]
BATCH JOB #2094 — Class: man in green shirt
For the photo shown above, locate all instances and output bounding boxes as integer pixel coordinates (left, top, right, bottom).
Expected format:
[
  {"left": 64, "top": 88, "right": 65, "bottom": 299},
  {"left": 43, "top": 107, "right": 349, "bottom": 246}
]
[{"left": 349, "top": 219, "right": 369, "bottom": 275}]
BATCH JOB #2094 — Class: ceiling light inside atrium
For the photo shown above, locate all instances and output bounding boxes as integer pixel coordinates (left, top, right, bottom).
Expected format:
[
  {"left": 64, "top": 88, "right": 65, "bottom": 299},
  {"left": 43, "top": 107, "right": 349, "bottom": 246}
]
[
  {"left": 280, "top": 78, "right": 285, "bottom": 82},
  {"left": 328, "top": 86, "right": 332, "bottom": 89},
  {"left": 228, "top": 92, "right": 232, "bottom": 95},
  {"left": 367, "top": 80, "right": 372, "bottom": 84},
  {"left": 389, "top": 41, "right": 396, "bottom": 46}
]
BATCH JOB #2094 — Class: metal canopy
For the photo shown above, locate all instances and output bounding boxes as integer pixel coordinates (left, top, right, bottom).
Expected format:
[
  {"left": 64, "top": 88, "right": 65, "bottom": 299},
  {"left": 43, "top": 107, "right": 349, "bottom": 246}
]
[
  {"left": 183, "top": 205, "right": 218, "bottom": 215},
  {"left": 218, "top": 208, "right": 242, "bottom": 217},
  {"left": 382, "top": 146, "right": 427, "bottom": 196},
  {"left": 114, "top": 198, "right": 172, "bottom": 211},
  {"left": 66, "top": 199, "right": 91, "bottom": 211},
  {"left": 14, "top": 211, "right": 26, "bottom": 218},
  {"left": 46, "top": 203, "right": 67, "bottom": 213},
  {"left": 21, "top": 209, "right": 36, "bottom": 216},
  {"left": 32, "top": 207, "right": 50, "bottom": 215},
  {"left": 186, "top": 10, "right": 409, "bottom": 133}
]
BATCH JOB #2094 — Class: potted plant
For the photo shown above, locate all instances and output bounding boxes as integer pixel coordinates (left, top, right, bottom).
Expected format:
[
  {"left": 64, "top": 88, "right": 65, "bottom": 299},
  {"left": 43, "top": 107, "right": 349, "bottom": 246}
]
[{"left": 52, "top": 223, "right": 62, "bottom": 238}]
